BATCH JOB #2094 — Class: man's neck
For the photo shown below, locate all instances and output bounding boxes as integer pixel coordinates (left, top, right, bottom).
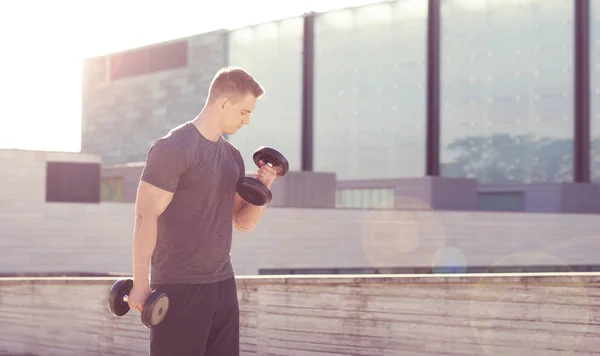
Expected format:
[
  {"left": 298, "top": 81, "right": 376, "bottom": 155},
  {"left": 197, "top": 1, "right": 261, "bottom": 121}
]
[{"left": 191, "top": 109, "right": 222, "bottom": 142}]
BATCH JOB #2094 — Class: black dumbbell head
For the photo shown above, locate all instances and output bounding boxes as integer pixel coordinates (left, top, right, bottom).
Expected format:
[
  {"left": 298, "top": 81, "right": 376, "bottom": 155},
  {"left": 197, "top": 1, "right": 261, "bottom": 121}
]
[
  {"left": 141, "top": 291, "right": 170, "bottom": 328},
  {"left": 253, "top": 146, "right": 289, "bottom": 177},
  {"left": 107, "top": 279, "right": 133, "bottom": 317},
  {"left": 236, "top": 177, "right": 272, "bottom": 206}
]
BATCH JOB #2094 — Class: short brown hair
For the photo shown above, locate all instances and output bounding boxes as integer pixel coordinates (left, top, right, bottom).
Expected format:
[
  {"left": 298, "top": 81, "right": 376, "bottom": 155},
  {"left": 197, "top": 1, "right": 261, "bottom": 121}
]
[{"left": 207, "top": 66, "right": 265, "bottom": 103}]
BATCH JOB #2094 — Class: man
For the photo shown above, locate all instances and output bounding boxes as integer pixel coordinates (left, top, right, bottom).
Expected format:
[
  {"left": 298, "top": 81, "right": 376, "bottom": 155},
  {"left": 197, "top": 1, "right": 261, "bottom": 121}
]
[{"left": 127, "top": 67, "right": 276, "bottom": 356}]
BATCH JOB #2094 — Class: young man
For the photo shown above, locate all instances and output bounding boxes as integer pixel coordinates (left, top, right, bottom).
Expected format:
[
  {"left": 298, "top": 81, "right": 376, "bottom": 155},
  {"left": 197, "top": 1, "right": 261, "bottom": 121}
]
[{"left": 127, "top": 67, "right": 276, "bottom": 356}]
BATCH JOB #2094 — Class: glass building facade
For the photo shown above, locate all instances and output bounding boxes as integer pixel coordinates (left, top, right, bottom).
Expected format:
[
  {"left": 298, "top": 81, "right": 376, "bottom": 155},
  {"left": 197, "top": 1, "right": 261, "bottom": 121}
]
[
  {"left": 440, "top": 0, "right": 574, "bottom": 183},
  {"left": 312, "top": 1, "right": 427, "bottom": 180},
  {"left": 225, "top": 0, "right": 597, "bottom": 185},
  {"left": 227, "top": 18, "right": 304, "bottom": 172}
]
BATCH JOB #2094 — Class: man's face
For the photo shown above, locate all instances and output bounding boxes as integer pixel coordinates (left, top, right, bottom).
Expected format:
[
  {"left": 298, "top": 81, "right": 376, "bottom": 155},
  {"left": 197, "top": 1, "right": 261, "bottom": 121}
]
[{"left": 219, "top": 93, "right": 257, "bottom": 135}]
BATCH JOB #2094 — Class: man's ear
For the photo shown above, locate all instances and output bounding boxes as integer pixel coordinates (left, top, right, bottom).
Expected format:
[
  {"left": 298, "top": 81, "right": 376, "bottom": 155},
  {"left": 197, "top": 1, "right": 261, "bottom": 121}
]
[{"left": 217, "top": 97, "right": 229, "bottom": 111}]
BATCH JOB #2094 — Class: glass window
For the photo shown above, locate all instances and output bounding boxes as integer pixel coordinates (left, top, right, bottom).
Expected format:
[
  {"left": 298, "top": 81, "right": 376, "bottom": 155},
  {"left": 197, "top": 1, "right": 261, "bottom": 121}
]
[
  {"left": 337, "top": 189, "right": 351, "bottom": 208},
  {"left": 227, "top": 17, "right": 303, "bottom": 172},
  {"left": 591, "top": 0, "right": 600, "bottom": 182},
  {"left": 440, "top": 0, "right": 574, "bottom": 183},
  {"left": 101, "top": 176, "right": 125, "bottom": 202},
  {"left": 313, "top": 1, "right": 428, "bottom": 180}
]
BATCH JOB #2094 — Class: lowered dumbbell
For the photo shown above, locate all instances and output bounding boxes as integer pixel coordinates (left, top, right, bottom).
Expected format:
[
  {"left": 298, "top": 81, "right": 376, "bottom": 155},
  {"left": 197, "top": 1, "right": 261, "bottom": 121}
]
[
  {"left": 107, "top": 278, "right": 169, "bottom": 329},
  {"left": 237, "top": 146, "right": 289, "bottom": 206}
]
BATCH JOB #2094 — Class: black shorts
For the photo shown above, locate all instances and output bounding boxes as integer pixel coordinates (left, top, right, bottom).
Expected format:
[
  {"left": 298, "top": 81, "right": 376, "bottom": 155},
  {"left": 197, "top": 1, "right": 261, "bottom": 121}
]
[{"left": 149, "top": 277, "right": 239, "bottom": 356}]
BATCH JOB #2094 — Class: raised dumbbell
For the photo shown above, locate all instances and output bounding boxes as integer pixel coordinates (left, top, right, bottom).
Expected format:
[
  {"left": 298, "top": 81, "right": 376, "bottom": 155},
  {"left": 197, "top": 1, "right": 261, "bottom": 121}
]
[
  {"left": 107, "top": 278, "right": 169, "bottom": 329},
  {"left": 236, "top": 146, "right": 289, "bottom": 206}
]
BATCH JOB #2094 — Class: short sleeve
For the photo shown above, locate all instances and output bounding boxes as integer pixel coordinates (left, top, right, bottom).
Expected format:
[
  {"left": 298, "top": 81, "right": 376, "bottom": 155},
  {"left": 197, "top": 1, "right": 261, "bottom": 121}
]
[
  {"left": 235, "top": 149, "right": 246, "bottom": 180},
  {"left": 140, "top": 139, "right": 188, "bottom": 193}
]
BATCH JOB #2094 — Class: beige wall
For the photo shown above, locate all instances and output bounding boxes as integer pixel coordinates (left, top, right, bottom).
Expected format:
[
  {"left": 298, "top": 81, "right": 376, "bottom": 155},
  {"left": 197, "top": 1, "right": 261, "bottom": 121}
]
[
  {"left": 2, "top": 147, "right": 600, "bottom": 276},
  {"left": 0, "top": 274, "right": 598, "bottom": 355},
  {"left": 1, "top": 199, "right": 600, "bottom": 276},
  {"left": 0, "top": 149, "right": 99, "bottom": 204}
]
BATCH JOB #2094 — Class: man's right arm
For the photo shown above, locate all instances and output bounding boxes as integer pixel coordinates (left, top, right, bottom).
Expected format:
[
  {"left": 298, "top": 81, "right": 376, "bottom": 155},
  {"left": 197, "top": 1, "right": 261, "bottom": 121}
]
[
  {"left": 129, "top": 138, "right": 188, "bottom": 307},
  {"left": 132, "top": 181, "right": 175, "bottom": 288}
]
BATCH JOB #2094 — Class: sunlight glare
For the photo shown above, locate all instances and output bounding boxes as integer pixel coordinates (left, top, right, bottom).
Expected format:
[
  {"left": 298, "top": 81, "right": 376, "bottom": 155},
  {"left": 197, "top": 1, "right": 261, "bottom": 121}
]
[{"left": 0, "top": 0, "right": 388, "bottom": 152}]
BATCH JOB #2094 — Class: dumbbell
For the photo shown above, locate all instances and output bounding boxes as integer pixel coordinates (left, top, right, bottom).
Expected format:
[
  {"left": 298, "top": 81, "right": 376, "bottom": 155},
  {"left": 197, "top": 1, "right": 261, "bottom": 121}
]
[
  {"left": 107, "top": 278, "right": 169, "bottom": 329},
  {"left": 237, "top": 146, "right": 289, "bottom": 206}
]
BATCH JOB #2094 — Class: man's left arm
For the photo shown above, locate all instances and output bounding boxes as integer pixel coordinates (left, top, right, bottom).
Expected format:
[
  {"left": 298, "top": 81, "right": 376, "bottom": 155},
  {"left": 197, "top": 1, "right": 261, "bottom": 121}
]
[{"left": 233, "top": 160, "right": 278, "bottom": 232}]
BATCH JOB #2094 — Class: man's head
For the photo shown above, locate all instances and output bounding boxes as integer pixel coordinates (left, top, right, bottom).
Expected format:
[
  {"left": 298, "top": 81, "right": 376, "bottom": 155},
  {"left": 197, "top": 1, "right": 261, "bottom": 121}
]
[{"left": 206, "top": 67, "right": 265, "bottom": 135}]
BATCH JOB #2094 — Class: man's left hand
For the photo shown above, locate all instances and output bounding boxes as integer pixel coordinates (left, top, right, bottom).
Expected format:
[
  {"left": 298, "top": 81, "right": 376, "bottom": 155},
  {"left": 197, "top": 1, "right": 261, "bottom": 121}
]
[{"left": 255, "top": 160, "right": 278, "bottom": 188}]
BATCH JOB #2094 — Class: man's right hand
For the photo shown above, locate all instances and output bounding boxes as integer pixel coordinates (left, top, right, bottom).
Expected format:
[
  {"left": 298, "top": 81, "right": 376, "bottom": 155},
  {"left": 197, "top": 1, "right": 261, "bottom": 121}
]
[{"left": 128, "top": 282, "right": 152, "bottom": 312}]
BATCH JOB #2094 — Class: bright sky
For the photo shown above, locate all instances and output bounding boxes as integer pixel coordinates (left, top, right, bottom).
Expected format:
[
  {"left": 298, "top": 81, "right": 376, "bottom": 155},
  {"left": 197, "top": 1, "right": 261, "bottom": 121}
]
[{"left": 0, "top": 0, "right": 384, "bottom": 153}]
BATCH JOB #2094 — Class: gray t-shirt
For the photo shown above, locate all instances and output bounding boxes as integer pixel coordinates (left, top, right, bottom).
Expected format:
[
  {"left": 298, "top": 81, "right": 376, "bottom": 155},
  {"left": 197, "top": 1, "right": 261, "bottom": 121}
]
[{"left": 140, "top": 121, "right": 245, "bottom": 285}]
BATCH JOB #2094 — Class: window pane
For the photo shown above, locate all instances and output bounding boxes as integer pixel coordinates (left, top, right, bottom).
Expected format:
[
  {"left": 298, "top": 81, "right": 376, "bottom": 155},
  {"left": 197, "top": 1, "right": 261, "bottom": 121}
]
[
  {"left": 109, "top": 41, "right": 188, "bottom": 81},
  {"left": 227, "top": 17, "right": 303, "bottom": 172},
  {"left": 440, "top": 0, "right": 574, "bottom": 183},
  {"left": 101, "top": 176, "right": 125, "bottom": 202},
  {"left": 313, "top": 1, "right": 428, "bottom": 180}
]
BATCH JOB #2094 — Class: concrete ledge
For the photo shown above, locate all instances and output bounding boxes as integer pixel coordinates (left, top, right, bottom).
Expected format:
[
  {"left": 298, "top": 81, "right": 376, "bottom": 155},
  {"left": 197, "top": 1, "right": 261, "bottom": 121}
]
[
  {"left": 1, "top": 274, "right": 598, "bottom": 355},
  {"left": 1, "top": 272, "right": 600, "bottom": 285}
]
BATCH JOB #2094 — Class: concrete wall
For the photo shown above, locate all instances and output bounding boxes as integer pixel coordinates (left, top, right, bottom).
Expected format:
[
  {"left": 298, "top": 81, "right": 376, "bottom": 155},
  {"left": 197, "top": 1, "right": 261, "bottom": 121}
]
[
  {"left": 337, "top": 178, "right": 600, "bottom": 213},
  {"left": 98, "top": 161, "right": 600, "bottom": 213},
  {"left": 0, "top": 149, "right": 100, "bottom": 205},
  {"left": 0, "top": 274, "right": 598, "bottom": 355},
  {"left": 100, "top": 163, "right": 338, "bottom": 208},
  {"left": 2, "top": 148, "right": 599, "bottom": 275},
  {"left": 81, "top": 31, "right": 228, "bottom": 165},
  {"left": 1, "top": 199, "right": 600, "bottom": 276},
  {"left": 267, "top": 171, "right": 337, "bottom": 208}
]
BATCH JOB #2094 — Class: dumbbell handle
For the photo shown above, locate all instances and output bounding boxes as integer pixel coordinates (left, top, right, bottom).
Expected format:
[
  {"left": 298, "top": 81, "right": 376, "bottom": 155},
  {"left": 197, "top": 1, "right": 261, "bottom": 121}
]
[{"left": 122, "top": 294, "right": 145, "bottom": 311}]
